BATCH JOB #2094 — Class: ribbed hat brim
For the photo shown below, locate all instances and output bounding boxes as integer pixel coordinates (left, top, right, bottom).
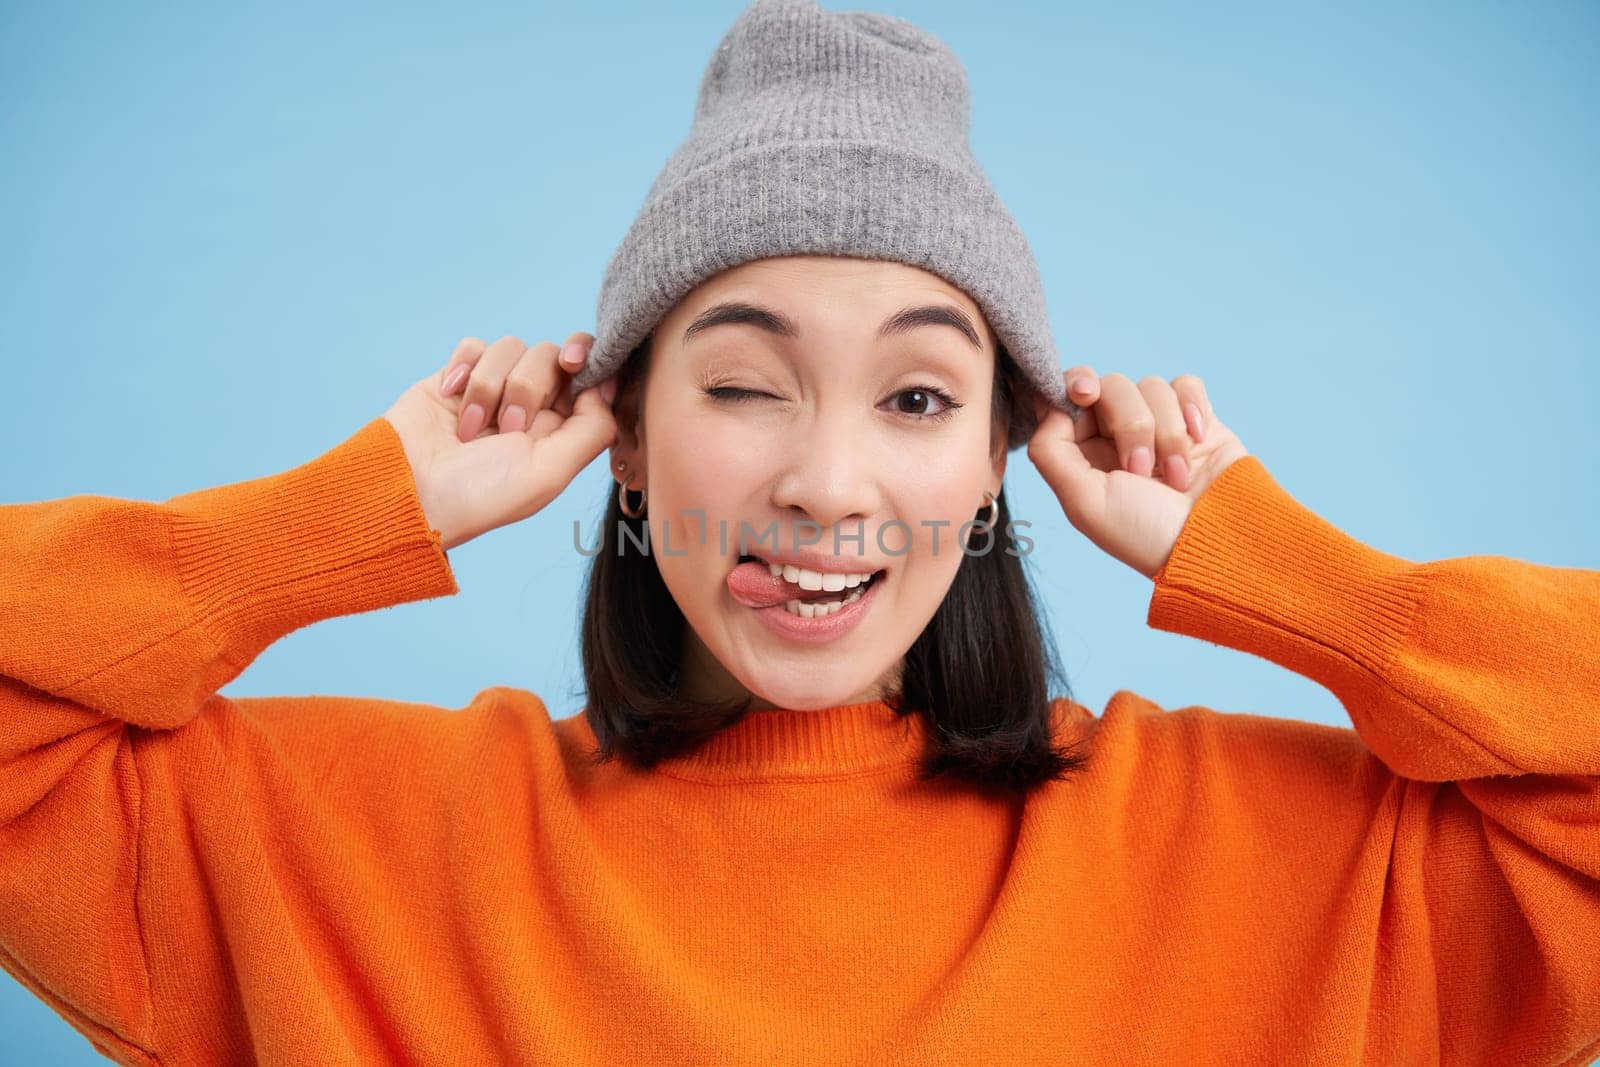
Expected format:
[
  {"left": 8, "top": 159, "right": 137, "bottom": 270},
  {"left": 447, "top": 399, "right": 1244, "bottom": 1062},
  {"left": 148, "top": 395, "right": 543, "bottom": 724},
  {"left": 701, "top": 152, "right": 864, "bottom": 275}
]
[{"left": 567, "top": 1, "right": 1081, "bottom": 450}]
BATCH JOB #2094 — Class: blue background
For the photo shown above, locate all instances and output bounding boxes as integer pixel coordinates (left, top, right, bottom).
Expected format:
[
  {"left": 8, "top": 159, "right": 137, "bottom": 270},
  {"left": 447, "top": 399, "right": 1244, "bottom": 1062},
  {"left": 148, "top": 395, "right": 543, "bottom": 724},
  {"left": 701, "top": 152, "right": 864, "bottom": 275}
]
[{"left": 2, "top": 0, "right": 1596, "bottom": 1061}]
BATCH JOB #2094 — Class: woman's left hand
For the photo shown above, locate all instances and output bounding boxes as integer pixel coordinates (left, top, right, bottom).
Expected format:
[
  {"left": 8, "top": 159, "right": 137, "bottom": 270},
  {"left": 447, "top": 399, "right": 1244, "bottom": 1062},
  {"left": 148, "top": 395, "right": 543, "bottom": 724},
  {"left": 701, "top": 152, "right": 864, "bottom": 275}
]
[{"left": 1027, "top": 368, "right": 1251, "bottom": 580}]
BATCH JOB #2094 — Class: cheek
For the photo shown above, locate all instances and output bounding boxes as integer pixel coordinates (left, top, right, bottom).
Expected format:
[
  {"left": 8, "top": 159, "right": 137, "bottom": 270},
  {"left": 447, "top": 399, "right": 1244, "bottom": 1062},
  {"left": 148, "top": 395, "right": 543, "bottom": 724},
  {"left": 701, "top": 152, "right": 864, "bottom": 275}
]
[
  {"left": 900, "top": 448, "right": 985, "bottom": 518},
  {"left": 651, "top": 415, "right": 772, "bottom": 506},
  {"left": 892, "top": 454, "right": 994, "bottom": 577},
  {"left": 647, "top": 429, "right": 752, "bottom": 604},
  {"left": 647, "top": 417, "right": 800, "bottom": 563}
]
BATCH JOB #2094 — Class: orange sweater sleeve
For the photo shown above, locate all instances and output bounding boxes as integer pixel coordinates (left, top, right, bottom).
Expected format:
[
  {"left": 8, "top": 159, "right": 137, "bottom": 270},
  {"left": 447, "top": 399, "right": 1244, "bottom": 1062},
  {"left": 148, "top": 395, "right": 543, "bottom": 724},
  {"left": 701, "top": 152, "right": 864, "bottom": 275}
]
[
  {"left": 1143, "top": 454, "right": 1600, "bottom": 1063},
  {"left": 0, "top": 416, "right": 457, "bottom": 1064}
]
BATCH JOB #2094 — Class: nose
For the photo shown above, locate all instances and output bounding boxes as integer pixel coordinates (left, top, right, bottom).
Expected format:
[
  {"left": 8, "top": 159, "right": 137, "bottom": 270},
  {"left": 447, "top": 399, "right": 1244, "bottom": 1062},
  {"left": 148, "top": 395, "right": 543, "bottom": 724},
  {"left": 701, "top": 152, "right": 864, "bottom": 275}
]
[{"left": 768, "top": 408, "right": 882, "bottom": 541}]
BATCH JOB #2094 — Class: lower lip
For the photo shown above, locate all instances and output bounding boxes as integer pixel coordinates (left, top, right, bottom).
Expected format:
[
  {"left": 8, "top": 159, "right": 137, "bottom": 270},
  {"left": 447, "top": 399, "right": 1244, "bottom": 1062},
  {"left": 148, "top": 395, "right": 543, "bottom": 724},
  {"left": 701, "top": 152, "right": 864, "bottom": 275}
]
[{"left": 749, "top": 573, "right": 885, "bottom": 645}]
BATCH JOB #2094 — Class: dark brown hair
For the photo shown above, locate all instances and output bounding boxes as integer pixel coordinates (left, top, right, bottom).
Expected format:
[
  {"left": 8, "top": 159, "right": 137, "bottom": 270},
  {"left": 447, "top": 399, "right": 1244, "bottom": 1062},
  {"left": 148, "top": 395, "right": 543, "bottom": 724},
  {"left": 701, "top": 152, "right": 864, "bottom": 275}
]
[{"left": 574, "top": 333, "right": 1092, "bottom": 797}]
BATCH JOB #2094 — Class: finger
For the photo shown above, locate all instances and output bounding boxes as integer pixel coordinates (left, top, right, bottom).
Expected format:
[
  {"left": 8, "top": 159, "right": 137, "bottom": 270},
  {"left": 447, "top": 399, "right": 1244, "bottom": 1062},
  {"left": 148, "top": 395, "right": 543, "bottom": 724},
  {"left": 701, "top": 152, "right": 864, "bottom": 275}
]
[
  {"left": 1076, "top": 436, "right": 1122, "bottom": 474},
  {"left": 496, "top": 340, "right": 565, "bottom": 435},
  {"left": 1137, "top": 375, "right": 1192, "bottom": 491},
  {"left": 525, "top": 407, "right": 564, "bottom": 441},
  {"left": 439, "top": 337, "right": 487, "bottom": 397},
  {"left": 531, "top": 384, "right": 620, "bottom": 476},
  {"left": 1065, "top": 366, "right": 1098, "bottom": 405},
  {"left": 558, "top": 330, "right": 596, "bottom": 372},
  {"left": 551, "top": 332, "right": 594, "bottom": 419},
  {"left": 1094, "top": 373, "right": 1156, "bottom": 477},
  {"left": 1062, "top": 366, "right": 1101, "bottom": 444},
  {"left": 548, "top": 377, "right": 578, "bottom": 422},
  {"left": 1033, "top": 375, "right": 1095, "bottom": 442},
  {"left": 1026, "top": 410, "right": 1106, "bottom": 529},
  {"left": 1171, "top": 372, "right": 1212, "bottom": 443},
  {"left": 458, "top": 336, "right": 530, "bottom": 441}
]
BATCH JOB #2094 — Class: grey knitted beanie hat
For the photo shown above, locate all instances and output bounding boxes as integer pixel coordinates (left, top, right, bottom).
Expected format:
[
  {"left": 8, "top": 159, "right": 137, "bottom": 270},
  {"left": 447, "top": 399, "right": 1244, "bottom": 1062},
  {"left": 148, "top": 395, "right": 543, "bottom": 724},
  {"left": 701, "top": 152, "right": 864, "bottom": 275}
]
[{"left": 566, "top": 0, "right": 1081, "bottom": 449}]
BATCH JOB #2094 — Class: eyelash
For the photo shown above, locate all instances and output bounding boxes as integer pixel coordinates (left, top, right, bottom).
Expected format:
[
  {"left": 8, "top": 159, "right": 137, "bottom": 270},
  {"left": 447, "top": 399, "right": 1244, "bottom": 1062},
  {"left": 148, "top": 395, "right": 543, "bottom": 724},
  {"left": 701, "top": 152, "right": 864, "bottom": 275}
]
[{"left": 703, "top": 384, "right": 964, "bottom": 423}]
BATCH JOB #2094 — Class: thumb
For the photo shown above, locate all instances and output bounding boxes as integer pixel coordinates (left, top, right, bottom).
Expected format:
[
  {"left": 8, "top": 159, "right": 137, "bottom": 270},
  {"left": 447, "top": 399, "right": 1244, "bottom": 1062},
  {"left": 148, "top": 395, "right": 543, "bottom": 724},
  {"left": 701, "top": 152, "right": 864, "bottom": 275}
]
[
  {"left": 1027, "top": 410, "right": 1104, "bottom": 528},
  {"left": 539, "top": 384, "right": 619, "bottom": 483}
]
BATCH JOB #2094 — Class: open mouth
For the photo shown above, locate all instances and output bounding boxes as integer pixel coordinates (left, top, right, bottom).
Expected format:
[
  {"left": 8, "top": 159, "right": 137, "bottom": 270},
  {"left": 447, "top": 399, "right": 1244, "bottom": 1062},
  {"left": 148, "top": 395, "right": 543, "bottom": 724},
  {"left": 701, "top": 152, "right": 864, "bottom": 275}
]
[{"left": 737, "top": 553, "right": 886, "bottom": 617}]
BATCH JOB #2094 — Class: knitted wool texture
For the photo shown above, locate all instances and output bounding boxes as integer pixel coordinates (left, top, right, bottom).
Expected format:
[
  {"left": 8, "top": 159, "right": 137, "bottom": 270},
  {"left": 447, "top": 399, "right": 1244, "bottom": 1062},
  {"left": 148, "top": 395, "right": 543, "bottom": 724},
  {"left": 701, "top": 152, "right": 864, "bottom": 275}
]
[{"left": 567, "top": 0, "right": 1080, "bottom": 449}]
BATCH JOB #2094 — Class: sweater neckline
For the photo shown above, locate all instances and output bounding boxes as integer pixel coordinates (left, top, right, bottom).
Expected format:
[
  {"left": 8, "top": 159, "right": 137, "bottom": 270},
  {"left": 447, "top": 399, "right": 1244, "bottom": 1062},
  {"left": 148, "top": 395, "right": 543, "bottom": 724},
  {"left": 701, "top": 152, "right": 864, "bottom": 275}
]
[{"left": 649, "top": 698, "right": 930, "bottom": 782}]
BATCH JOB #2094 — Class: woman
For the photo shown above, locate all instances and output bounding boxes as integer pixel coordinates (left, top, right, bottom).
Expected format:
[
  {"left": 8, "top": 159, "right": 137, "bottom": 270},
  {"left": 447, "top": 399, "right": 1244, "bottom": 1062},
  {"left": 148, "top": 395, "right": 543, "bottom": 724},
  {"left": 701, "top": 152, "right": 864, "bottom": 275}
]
[
  {"left": 3, "top": 1, "right": 1597, "bottom": 1065},
  {"left": 389, "top": 251, "right": 1239, "bottom": 792}
]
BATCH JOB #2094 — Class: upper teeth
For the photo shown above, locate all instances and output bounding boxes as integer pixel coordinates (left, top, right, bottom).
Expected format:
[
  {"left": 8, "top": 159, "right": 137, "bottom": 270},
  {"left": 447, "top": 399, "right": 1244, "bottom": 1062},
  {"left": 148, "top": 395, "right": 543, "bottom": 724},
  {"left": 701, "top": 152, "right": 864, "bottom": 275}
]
[{"left": 767, "top": 562, "right": 877, "bottom": 591}]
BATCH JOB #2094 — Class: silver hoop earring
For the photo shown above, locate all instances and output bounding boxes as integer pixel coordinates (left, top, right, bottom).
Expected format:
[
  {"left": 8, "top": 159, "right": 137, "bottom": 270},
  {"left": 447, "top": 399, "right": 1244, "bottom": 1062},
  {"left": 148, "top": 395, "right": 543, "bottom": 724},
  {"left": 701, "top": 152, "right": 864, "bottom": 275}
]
[
  {"left": 978, "top": 489, "right": 999, "bottom": 528},
  {"left": 619, "top": 478, "right": 647, "bottom": 519}
]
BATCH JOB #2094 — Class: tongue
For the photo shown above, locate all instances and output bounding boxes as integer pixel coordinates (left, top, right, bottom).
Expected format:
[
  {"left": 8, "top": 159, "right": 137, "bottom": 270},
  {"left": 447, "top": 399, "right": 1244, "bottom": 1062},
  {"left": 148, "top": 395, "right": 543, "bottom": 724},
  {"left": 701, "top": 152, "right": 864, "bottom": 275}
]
[
  {"left": 726, "top": 561, "right": 863, "bottom": 609},
  {"left": 727, "top": 561, "right": 797, "bottom": 609}
]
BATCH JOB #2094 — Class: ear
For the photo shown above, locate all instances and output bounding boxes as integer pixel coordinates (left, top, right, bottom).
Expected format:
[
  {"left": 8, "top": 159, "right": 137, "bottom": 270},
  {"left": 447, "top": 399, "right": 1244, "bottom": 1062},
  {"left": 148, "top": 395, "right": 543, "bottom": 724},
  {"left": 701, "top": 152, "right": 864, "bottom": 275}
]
[{"left": 609, "top": 380, "right": 646, "bottom": 487}]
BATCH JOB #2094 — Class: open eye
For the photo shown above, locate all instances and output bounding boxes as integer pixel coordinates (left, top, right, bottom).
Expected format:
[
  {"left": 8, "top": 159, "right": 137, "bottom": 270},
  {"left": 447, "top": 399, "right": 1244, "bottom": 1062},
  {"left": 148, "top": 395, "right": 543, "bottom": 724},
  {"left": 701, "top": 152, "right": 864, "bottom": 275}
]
[{"left": 889, "top": 385, "right": 960, "bottom": 422}]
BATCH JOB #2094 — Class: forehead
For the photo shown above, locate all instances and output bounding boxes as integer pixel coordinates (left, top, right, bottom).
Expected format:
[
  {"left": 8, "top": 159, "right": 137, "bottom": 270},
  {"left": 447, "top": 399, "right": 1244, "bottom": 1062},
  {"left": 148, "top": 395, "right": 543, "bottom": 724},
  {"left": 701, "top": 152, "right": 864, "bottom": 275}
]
[{"left": 673, "top": 255, "right": 985, "bottom": 326}]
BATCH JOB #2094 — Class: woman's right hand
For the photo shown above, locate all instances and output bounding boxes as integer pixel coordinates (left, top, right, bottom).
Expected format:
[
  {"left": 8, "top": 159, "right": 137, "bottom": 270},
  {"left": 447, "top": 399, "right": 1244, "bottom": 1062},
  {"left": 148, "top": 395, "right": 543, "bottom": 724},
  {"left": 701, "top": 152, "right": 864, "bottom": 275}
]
[{"left": 382, "top": 333, "right": 618, "bottom": 552}]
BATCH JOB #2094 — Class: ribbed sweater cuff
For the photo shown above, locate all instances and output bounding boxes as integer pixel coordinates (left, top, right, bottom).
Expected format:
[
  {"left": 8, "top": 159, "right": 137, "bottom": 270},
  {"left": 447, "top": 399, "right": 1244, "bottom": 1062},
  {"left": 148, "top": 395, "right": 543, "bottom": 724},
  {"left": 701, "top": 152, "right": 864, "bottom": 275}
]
[
  {"left": 167, "top": 417, "right": 459, "bottom": 656},
  {"left": 1147, "top": 455, "right": 1429, "bottom": 687}
]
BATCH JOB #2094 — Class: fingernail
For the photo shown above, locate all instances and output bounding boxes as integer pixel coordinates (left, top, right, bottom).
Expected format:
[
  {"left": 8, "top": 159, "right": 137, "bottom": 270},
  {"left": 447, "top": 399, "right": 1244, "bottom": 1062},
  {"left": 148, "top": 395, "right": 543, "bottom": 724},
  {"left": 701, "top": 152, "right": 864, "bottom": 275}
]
[
  {"left": 1166, "top": 453, "right": 1188, "bottom": 486},
  {"left": 600, "top": 377, "right": 617, "bottom": 404},
  {"left": 460, "top": 402, "right": 486, "bottom": 439},
  {"left": 1184, "top": 402, "right": 1205, "bottom": 441},
  {"left": 500, "top": 404, "right": 527, "bottom": 433},
  {"left": 1069, "top": 376, "right": 1094, "bottom": 396},
  {"left": 1128, "top": 446, "right": 1153, "bottom": 477},
  {"left": 441, "top": 364, "right": 468, "bottom": 395},
  {"left": 561, "top": 342, "right": 585, "bottom": 367}
]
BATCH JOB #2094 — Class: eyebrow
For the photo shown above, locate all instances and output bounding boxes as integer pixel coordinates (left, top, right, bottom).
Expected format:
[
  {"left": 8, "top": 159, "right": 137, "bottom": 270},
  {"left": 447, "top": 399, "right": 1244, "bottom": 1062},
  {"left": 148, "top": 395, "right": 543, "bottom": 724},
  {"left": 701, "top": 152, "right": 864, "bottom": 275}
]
[{"left": 682, "top": 300, "right": 983, "bottom": 351}]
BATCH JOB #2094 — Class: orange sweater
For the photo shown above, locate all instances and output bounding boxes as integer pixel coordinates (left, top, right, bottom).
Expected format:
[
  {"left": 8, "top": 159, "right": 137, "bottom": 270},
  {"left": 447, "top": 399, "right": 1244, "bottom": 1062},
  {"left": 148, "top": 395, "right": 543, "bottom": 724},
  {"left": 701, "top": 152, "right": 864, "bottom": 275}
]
[{"left": 3, "top": 415, "right": 1598, "bottom": 1066}]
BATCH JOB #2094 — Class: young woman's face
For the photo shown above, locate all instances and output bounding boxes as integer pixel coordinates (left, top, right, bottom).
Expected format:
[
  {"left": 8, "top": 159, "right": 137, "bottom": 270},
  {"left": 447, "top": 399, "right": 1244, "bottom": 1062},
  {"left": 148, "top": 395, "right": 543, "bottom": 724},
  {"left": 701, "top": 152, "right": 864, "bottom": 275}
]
[{"left": 613, "top": 255, "right": 1007, "bottom": 711}]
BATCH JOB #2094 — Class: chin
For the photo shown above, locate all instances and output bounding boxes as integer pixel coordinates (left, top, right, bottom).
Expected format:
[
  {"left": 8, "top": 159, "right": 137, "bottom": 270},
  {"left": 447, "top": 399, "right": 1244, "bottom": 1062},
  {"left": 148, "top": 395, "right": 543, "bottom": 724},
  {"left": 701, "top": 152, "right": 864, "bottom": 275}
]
[{"left": 730, "top": 669, "right": 887, "bottom": 712}]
